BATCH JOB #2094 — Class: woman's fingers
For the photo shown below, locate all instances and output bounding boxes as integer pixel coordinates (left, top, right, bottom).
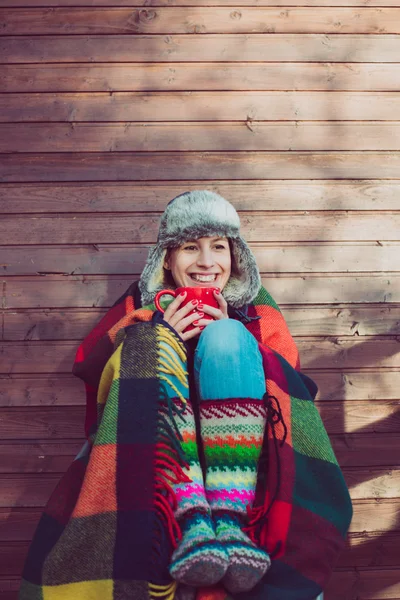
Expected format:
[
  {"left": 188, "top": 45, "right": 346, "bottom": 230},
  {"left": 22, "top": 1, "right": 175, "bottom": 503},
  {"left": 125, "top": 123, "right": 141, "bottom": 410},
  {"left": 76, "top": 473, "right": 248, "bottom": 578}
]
[
  {"left": 168, "top": 300, "right": 201, "bottom": 329},
  {"left": 174, "top": 309, "right": 204, "bottom": 333},
  {"left": 181, "top": 326, "right": 202, "bottom": 341},
  {"left": 197, "top": 290, "right": 229, "bottom": 320},
  {"left": 163, "top": 291, "right": 187, "bottom": 322},
  {"left": 213, "top": 289, "right": 229, "bottom": 318}
]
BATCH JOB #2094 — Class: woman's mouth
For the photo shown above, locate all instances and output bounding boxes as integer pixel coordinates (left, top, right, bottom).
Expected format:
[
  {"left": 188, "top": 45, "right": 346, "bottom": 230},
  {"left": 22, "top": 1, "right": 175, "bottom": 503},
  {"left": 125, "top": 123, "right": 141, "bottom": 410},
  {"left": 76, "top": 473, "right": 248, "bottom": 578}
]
[{"left": 189, "top": 273, "right": 218, "bottom": 283}]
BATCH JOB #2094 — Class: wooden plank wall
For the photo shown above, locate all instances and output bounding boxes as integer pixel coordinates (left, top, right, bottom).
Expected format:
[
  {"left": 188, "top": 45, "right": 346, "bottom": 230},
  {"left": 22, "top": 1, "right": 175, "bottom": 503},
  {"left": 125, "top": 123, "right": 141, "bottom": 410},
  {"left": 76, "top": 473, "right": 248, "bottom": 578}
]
[{"left": 0, "top": 1, "right": 399, "bottom": 599}]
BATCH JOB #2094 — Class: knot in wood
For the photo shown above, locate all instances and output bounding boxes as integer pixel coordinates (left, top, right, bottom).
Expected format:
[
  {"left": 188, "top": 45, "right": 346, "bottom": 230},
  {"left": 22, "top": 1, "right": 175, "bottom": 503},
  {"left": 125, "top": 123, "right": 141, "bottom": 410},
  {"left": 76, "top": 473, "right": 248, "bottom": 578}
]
[
  {"left": 139, "top": 9, "right": 157, "bottom": 22},
  {"left": 230, "top": 11, "right": 242, "bottom": 20}
]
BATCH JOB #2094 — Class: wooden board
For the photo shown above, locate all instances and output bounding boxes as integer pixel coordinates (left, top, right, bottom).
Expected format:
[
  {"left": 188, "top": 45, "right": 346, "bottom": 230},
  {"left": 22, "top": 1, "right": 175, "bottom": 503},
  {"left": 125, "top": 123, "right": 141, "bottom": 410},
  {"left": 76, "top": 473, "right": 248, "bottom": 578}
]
[
  {"left": 1, "top": 500, "right": 399, "bottom": 538},
  {"left": 2, "top": 34, "right": 400, "bottom": 63},
  {"left": 0, "top": 442, "right": 83, "bottom": 473},
  {"left": 1, "top": 370, "right": 399, "bottom": 405},
  {"left": 1, "top": 433, "right": 398, "bottom": 471},
  {"left": 3, "top": 274, "right": 400, "bottom": 306},
  {"left": 344, "top": 469, "right": 400, "bottom": 500},
  {"left": 1, "top": 181, "right": 400, "bottom": 211},
  {"left": 2, "top": 152, "right": 400, "bottom": 182},
  {"left": 1, "top": 92, "right": 400, "bottom": 123},
  {"left": 325, "top": 569, "right": 400, "bottom": 600},
  {"left": 0, "top": 408, "right": 86, "bottom": 440},
  {"left": 332, "top": 433, "right": 400, "bottom": 467},
  {"left": 2, "top": 8, "right": 400, "bottom": 35},
  {"left": 313, "top": 370, "right": 400, "bottom": 401},
  {"left": 3, "top": 244, "right": 400, "bottom": 276},
  {"left": 1, "top": 213, "right": 399, "bottom": 244},
  {"left": 2, "top": 0, "right": 400, "bottom": 6},
  {"left": 4, "top": 305, "right": 400, "bottom": 339},
  {"left": 3, "top": 532, "right": 400, "bottom": 576},
  {"left": 317, "top": 401, "right": 400, "bottom": 434},
  {"left": 0, "top": 401, "right": 398, "bottom": 440},
  {"left": 3, "top": 64, "right": 400, "bottom": 93},
  {"left": 1, "top": 338, "right": 400, "bottom": 373},
  {"left": 1, "top": 468, "right": 398, "bottom": 506},
  {"left": 4, "top": 122, "right": 400, "bottom": 152},
  {"left": 0, "top": 376, "right": 84, "bottom": 407}
]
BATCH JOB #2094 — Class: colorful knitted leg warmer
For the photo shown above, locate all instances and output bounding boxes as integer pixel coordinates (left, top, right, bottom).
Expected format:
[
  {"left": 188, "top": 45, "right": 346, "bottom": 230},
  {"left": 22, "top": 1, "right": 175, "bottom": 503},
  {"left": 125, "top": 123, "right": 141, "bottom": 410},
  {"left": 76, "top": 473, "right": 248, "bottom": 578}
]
[
  {"left": 156, "top": 325, "right": 228, "bottom": 587},
  {"left": 170, "top": 510, "right": 229, "bottom": 587},
  {"left": 200, "top": 399, "right": 271, "bottom": 594}
]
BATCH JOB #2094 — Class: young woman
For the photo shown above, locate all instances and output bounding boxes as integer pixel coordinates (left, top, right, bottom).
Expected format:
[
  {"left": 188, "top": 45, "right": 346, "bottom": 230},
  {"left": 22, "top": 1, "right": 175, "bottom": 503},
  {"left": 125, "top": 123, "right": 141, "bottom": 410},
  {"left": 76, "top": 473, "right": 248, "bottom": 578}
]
[{"left": 20, "top": 191, "right": 350, "bottom": 600}]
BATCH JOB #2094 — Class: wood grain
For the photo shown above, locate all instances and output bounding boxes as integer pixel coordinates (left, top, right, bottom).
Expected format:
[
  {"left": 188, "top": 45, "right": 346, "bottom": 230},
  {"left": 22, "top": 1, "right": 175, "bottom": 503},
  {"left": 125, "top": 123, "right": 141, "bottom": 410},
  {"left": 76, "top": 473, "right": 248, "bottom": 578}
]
[
  {"left": 1, "top": 433, "right": 398, "bottom": 471},
  {"left": 344, "top": 468, "right": 400, "bottom": 500},
  {"left": 313, "top": 370, "right": 400, "bottom": 401},
  {"left": 317, "top": 401, "right": 400, "bottom": 434},
  {"left": 3, "top": 64, "right": 400, "bottom": 93},
  {"left": 3, "top": 244, "right": 400, "bottom": 276},
  {"left": 0, "top": 442, "right": 83, "bottom": 473},
  {"left": 0, "top": 500, "right": 399, "bottom": 539},
  {"left": 4, "top": 305, "right": 399, "bottom": 340},
  {"left": 325, "top": 569, "right": 400, "bottom": 600},
  {"left": 1, "top": 213, "right": 399, "bottom": 244},
  {"left": 0, "top": 376, "right": 83, "bottom": 407},
  {"left": 1, "top": 338, "right": 399, "bottom": 373},
  {"left": 1, "top": 468, "right": 398, "bottom": 506},
  {"left": 350, "top": 499, "right": 400, "bottom": 533},
  {"left": 4, "top": 122, "right": 400, "bottom": 152},
  {"left": 2, "top": 35, "right": 400, "bottom": 64},
  {"left": 2, "top": 8, "right": 400, "bottom": 35},
  {"left": 2, "top": 0, "right": 400, "bottom": 6},
  {"left": 0, "top": 407, "right": 86, "bottom": 439},
  {"left": 2, "top": 181, "right": 400, "bottom": 211},
  {"left": 3, "top": 274, "right": 399, "bottom": 307},
  {"left": 2, "top": 152, "right": 400, "bottom": 182},
  {"left": 3, "top": 532, "right": 400, "bottom": 576},
  {"left": 2, "top": 92, "right": 400, "bottom": 123},
  {"left": 332, "top": 433, "right": 400, "bottom": 467},
  {"left": 0, "top": 508, "right": 42, "bottom": 541},
  {"left": 0, "top": 401, "right": 397, "bottom": 440},
  {"left": 2, "top": 370, "right": 399, "bottom": 406}
]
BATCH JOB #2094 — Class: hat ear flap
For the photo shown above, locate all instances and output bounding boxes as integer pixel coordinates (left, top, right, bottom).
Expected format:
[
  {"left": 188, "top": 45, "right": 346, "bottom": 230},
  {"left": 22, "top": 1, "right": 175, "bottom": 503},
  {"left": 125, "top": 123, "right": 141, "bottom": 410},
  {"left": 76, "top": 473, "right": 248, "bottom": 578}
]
[
  {"left": 139, "top": 245, "right": 169, "bottom": 307},
  {"left": 223, "top": 237, "right": 261, "bottom": 308}
]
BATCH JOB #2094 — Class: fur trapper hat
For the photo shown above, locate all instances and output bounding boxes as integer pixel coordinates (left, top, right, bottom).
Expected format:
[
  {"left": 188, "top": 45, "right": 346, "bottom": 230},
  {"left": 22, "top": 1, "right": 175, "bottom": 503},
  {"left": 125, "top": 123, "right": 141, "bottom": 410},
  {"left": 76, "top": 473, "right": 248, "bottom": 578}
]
[{"left": 138, "top": 190, "right": 261, "bottom": 308}]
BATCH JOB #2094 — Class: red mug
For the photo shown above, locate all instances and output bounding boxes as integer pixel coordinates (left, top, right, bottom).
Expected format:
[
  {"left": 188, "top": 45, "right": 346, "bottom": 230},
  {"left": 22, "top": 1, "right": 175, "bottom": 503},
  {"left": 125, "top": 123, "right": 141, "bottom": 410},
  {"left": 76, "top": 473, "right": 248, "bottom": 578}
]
[{"left": 155, "top": 286, "right": 219, "bottom": 331}]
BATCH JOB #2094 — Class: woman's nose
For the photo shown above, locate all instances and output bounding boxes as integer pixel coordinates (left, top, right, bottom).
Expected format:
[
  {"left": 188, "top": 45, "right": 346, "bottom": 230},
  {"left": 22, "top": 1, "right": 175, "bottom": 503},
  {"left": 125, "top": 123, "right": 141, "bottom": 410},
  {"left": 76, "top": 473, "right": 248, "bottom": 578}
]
[{"left": 197, "top": 249, "right": 214, "bottom": 268}]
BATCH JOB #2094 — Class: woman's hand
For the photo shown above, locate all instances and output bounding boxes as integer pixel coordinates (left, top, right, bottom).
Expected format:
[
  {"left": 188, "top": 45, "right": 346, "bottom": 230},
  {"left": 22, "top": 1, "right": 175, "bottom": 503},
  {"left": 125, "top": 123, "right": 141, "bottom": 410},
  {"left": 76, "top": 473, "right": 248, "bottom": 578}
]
[
  {"left": 195, "top": 289, "right": 229, "bottom": 327},
  {"left": 162, "top": 291, "right": 205, "bottom": 341}
]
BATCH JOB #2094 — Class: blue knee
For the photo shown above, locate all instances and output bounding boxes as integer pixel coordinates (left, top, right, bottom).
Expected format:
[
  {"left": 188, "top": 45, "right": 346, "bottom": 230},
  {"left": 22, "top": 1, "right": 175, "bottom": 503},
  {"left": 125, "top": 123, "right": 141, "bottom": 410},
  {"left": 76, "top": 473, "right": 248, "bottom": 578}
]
[
  {"left": 194, "top": 319, "right": 266, "bottom": 400},
  {"left": 196, "top": 319, "right": 250, "bottom": 360}
]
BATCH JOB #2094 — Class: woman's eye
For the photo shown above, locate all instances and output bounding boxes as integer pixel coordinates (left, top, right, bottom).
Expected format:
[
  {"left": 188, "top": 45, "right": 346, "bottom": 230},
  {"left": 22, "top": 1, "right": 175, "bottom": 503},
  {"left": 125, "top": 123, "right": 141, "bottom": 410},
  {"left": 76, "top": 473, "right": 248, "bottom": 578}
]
[
  {"left": 215, "top": 244, "right": 227, "bottom": 250},
  {"left": 184, "top": 245, "right": 196, "bottom": 251}
]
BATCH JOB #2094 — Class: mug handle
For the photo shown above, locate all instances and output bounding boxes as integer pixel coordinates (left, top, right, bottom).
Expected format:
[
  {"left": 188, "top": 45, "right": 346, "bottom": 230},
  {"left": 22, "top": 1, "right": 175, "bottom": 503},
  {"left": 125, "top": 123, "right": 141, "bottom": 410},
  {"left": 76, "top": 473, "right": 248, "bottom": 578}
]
[{"left": 154, "top": 289, "right": 177, "bottom": 313}]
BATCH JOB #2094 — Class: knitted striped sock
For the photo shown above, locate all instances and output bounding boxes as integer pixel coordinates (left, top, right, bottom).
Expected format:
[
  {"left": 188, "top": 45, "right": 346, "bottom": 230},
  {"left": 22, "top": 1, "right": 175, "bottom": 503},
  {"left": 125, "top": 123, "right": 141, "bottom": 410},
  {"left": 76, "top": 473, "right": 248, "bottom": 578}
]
[
  {"left": 169, "top": 511, "right": 229, "bottom": 587},
  {"left": 200, "top": 398, "right": 271, "bottom": 593},
  {"left": 215, "top": 512, "right": 270, "bottom": 594}
]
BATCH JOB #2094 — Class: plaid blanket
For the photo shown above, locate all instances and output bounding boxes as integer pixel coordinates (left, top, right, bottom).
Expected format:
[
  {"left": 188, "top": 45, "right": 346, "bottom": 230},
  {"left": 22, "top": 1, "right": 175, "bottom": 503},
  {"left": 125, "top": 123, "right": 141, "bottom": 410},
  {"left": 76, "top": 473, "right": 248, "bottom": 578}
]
[{"left": 19, "top": 281, "right": 352, "bottom": 600}]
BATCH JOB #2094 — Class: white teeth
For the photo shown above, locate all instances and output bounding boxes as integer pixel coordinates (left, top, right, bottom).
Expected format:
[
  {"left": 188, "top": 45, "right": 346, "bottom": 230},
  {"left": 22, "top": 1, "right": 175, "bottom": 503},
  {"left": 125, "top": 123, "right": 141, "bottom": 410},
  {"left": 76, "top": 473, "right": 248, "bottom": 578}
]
[{"left": 191, "top": 274, "right": 216, "bottom": 282}]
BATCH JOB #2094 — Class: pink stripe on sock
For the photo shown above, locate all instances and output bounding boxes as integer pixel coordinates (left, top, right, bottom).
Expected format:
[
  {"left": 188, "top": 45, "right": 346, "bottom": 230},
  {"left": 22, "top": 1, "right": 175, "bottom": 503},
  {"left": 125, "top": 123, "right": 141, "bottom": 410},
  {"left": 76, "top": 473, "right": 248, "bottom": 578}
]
[
  {"left": 175, "top": 484, "right": 207, "bottom": 502},
  {"left": 207, "top": 489, "right": 254, "bottom": 504}
]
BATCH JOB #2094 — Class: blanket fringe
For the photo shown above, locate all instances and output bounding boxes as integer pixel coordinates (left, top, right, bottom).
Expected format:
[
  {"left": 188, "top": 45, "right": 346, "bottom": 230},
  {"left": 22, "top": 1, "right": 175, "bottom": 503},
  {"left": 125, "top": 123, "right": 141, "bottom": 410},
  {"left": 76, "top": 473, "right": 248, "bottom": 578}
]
[
  {"left": 153, "top": 324, "right": 192, "bottom": 561},
  {"left": 149, "top": 581, "right": 177, "bottom": 600}
]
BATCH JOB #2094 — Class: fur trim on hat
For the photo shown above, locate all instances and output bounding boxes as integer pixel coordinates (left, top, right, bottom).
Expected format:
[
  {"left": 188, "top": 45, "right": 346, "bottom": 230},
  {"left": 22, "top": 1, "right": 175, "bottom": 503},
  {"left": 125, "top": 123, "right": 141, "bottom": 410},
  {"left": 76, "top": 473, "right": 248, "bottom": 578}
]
[{"left": 138, "top": 190, "right": 261, "bottom": 308}]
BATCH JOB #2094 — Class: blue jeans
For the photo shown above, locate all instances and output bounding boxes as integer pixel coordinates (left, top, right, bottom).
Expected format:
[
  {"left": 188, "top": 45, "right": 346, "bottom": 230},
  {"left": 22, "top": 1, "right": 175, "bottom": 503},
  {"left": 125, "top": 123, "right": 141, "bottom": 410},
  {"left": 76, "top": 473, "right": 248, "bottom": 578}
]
[
  {"left": 194, "top": 319, "right": 266, "bottom": 400},
  {"left": 193, "top": 319, "right": 324, "bottom": 600}
]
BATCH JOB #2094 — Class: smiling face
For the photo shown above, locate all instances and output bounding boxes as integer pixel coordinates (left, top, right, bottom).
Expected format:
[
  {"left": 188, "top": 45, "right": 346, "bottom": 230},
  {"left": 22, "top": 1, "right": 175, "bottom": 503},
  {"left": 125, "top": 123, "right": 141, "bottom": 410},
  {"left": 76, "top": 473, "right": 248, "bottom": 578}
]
[{"left": 164, "top": 236, "right": 232, "bottom": 291}]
